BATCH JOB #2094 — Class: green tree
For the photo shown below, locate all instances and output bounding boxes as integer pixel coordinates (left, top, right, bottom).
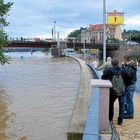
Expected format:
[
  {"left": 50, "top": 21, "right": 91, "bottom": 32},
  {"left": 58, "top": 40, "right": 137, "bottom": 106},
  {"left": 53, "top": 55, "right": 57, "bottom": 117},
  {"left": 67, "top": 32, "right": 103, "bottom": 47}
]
[
  {"left": 68, "top": 29, "right": 81, "bottom": 38},
  {"left": 131, "top": 34, "right": 140, "bottom": 42},
  {"left": 0, "top": 0, "right": 13, "bottom": 65}
]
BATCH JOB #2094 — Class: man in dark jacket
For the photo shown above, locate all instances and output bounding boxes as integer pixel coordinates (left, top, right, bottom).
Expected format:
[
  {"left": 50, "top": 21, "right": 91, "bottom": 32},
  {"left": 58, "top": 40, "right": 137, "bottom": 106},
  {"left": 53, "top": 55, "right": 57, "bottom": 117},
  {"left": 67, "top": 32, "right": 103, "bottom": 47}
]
[
  {"left": 122, "top": 55, "right": 137, "bottom": 119},
  {"left": 101, "top": 58, "right": 127, "bottom": 125}
]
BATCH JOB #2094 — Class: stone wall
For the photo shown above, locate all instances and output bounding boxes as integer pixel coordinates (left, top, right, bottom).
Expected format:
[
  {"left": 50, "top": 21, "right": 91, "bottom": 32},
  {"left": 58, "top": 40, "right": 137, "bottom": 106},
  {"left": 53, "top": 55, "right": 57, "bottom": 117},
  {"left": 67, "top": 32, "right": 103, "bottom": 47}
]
[{"left": 98, "top": 44, "right": 140, "bottom": 66}]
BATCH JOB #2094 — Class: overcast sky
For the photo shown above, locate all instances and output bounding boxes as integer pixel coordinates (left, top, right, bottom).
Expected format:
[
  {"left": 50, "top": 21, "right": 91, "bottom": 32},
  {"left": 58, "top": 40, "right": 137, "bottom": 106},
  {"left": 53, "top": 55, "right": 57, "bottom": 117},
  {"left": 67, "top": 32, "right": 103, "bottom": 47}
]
[{"left": 5, "top": 0, "right": 140, "bottom": 39}]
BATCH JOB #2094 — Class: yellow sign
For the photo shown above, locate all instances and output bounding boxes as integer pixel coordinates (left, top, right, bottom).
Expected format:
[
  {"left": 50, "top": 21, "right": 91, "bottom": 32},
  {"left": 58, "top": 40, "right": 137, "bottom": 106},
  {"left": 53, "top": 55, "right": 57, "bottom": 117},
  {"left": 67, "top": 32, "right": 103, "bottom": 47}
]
[
  {"left": 90, "top": 49, "right": 97, "bottom": 53},
  {"left": 108, "top": 12, "right": 124, "bottom": 25}
]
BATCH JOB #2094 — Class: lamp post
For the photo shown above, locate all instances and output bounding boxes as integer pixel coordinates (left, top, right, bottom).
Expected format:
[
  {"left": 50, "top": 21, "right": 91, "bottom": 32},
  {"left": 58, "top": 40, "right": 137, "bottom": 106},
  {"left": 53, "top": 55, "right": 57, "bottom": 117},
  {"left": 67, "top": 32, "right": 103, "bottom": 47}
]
[
  {"left": 83, "top": 39, "right": 86, "bottom": 61},
  {"left": 83, "top": 30, "right": 86, "bottom": 61},
  {"left": 103, "top": 0, "right": 106, "bottom": 63},
  {"left": 129, "top": 23, "right": 131, "bottom": 42},
  {"left": 53, "top": 21, "right": 56, "bottom": 41},
  {"left": 73, "top": 38, "right": 75, "bottom": 51},
  {"left": 57, "top": 32, "right": 60, "bottom": 48}
]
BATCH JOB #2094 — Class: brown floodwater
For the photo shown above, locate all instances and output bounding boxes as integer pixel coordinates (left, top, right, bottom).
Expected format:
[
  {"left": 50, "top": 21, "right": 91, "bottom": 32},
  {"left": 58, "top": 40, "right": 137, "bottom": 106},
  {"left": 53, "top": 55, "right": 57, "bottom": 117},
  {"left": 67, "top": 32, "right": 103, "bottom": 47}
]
[{"left": 0, "top": 52, "right": 80, "bottom": 140}]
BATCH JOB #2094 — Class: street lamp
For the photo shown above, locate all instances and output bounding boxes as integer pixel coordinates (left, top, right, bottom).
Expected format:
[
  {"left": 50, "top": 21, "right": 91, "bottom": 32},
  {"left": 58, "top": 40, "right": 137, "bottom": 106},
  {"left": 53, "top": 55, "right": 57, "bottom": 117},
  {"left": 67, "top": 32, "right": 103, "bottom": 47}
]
[
  {"left": 83, "top": 30, "right": 86, "bottom": 61},
  {"left": 53, "top": 21, "right": 56, "bottom": 41},
  {"left": 83, "top": 39, "right": 86, "bottom": 61},
  {"left": 73, "top": 38, "right": 75, "bottom": 51},
  {"left": 103, "top": 0, "right": 106, "bottom": 63},
  {"left": 129, "top": 23, "right": 132, "bottom": 42}
]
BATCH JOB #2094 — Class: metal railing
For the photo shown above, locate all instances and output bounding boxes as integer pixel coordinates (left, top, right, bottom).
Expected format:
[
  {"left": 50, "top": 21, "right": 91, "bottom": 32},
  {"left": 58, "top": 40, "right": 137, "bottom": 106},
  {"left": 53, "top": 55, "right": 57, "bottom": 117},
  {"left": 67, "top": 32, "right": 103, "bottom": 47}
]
[
  {"left": 67, "top": 59, "right": 112, "bottom": 140},
  {"left": 83, "top": 64, "right": 112, "bottom": 140}
]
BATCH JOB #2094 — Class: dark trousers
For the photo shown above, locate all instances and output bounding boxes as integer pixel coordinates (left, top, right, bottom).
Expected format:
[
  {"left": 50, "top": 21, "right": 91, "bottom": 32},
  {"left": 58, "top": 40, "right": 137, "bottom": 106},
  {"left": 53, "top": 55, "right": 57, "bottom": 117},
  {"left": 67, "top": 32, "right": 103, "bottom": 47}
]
[{"left": 109, "top": 92, "right": 126, "bottom": 122}]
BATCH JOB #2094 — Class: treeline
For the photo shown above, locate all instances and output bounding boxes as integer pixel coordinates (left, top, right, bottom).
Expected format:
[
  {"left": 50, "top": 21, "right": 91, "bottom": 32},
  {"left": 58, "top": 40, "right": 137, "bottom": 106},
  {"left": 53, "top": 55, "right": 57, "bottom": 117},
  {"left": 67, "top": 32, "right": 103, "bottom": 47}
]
[
  {"left": 131, "top": 31, "right": 140, "bottom": 42},
  {"left": 123, "top": 30, "right": 140, "bottom": 42}
]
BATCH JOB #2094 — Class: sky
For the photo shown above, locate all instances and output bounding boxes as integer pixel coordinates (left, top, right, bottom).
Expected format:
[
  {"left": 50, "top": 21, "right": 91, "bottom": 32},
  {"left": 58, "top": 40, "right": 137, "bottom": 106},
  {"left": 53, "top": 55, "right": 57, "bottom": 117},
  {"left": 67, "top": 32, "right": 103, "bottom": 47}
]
[{"left": 4, "top": 0, "right": 140, "bottom": 39}]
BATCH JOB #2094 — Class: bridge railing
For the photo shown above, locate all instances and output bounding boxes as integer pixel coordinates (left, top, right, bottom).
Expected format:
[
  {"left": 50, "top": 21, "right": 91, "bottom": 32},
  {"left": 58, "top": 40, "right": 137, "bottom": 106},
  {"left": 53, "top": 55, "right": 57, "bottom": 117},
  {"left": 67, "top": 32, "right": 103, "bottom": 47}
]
[
  {"left": 67, "top": 58, "right": 112, "bottom": 140},
  {"left": 82, "top": 64, "right": 112, "bottom": 140}
]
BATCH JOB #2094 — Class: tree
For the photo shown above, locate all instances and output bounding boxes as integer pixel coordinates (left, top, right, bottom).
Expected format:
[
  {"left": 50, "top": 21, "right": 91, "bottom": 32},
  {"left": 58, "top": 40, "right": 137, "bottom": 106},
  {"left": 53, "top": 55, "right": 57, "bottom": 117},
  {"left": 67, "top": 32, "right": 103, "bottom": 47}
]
[
  {"left": 68, "top": 29, "right": 81, "bottom": 38},
  {"left": 131, "top": 34, "right": 140, "bottom": 42},
  {"left": 0, "top": 0, "right": 13, "bottom": 65},
  {"left": 123, "top": 29, "right": 140, "bottom": 42}
]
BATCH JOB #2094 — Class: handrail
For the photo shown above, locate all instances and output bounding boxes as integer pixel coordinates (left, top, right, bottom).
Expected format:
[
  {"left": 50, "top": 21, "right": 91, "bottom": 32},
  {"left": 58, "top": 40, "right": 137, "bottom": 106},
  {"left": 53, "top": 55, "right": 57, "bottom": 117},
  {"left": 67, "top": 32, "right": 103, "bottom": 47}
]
[
  {"left": 67, "top": 58, "right": 112, "bottom": 140},
  {"left": 83, "top": 63, "right": 112, "bottom": 140},
  {"left": 87, "top": 63, "right": 120, "bottom": 140},
  {"left": 82, "top": 87, "right": 100, "bottom": 140},
  {"left": 86, "top": 64, "right": 101, "bottom": 79}
]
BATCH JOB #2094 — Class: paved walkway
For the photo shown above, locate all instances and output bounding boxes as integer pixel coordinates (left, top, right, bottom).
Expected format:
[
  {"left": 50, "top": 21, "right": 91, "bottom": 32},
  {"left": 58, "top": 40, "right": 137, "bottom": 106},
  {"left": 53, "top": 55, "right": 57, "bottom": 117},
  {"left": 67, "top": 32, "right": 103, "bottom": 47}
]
[{"left": 113, "top": 92, "right": 140, "bottom": 140}]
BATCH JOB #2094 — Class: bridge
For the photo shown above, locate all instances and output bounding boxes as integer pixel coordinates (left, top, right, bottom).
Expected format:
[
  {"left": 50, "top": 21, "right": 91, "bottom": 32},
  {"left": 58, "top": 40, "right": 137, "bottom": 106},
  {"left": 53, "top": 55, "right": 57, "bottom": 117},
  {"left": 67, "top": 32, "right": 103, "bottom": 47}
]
[
  {"left": 5, "top": 41, "right": 56, "bottom": 48},
  {"left": 5, "top": 41, "right": 140, "bottom": 64},
  {"left": 5, "top": 41, "right": 119, "bottom": 50}
]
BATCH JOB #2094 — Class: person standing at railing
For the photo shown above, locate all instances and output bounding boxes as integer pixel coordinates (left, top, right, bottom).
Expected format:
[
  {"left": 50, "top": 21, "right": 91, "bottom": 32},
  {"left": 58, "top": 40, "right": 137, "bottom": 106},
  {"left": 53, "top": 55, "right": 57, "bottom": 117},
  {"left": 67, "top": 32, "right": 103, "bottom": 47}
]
[
  {"left": 101, "top": 58, "right": 128, "bottom": 125},
  {"left": 96, "top": 56, "right": 112, "bottom": 71},
  {"left": 122, "top": 55, "right": 137, "bottom": 119}
]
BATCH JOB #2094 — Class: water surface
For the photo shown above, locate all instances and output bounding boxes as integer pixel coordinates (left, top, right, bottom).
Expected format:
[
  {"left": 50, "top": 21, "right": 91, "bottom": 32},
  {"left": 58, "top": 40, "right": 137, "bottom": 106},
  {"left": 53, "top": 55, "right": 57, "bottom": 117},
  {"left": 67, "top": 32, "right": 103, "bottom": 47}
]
[{"left": 0, "top": 52, "right": 80, "bottom": 140}]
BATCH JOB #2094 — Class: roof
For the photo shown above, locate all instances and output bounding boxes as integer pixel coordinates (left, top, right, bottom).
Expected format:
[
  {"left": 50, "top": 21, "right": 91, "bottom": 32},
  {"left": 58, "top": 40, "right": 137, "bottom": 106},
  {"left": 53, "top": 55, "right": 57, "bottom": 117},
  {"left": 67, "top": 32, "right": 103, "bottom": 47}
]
[{"left": 89, "top": 24, "right": 117, "bottom": 31}]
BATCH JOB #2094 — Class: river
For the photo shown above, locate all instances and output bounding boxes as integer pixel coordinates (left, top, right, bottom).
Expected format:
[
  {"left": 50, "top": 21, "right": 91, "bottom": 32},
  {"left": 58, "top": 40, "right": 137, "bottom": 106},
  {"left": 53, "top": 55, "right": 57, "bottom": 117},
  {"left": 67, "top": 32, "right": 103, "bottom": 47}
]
[{"left": 0, "top": 52, "right": 81, "bottom": 140}]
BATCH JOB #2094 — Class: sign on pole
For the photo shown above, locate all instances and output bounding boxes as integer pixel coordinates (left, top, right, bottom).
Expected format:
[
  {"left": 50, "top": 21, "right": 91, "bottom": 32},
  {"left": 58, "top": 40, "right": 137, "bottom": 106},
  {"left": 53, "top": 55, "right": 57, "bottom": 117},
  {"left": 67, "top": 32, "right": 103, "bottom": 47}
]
[{"left": 107, "top": 11, "right": 124, "bottom": 25}]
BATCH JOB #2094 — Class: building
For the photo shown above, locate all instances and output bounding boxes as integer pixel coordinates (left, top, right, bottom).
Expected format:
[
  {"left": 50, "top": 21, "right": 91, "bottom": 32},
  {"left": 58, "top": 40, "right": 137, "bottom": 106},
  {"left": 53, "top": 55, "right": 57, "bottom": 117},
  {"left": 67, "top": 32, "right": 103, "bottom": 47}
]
[
  {"left": 81, "top": 24, "right": 122, "bottom": 43},
  {"left": 66, "top": 37, "right": 80, "bottom": 43}
]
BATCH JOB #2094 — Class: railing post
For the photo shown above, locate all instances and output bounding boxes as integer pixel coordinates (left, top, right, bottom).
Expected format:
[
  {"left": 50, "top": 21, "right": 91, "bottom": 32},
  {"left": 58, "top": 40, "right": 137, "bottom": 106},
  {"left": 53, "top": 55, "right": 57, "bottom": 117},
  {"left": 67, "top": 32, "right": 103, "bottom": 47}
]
[{"left": 91, "top": 79, "right": 112, "bottom": 134}]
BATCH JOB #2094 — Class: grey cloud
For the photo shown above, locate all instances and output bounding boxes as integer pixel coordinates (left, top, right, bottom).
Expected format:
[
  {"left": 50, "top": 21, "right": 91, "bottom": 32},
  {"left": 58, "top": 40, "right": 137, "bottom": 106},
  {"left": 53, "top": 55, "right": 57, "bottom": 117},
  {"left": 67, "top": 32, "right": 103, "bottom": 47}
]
[{"left": 5, "top": 0, "right": 140, "bottom": 38}]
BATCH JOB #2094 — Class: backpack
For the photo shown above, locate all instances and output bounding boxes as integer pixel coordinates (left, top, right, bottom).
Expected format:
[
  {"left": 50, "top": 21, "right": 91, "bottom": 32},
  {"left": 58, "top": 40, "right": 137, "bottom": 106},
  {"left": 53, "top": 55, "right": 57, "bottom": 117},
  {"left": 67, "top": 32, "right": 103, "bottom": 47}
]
[{"left": 111, "top": 74, "right": 125, "bottom": 96}]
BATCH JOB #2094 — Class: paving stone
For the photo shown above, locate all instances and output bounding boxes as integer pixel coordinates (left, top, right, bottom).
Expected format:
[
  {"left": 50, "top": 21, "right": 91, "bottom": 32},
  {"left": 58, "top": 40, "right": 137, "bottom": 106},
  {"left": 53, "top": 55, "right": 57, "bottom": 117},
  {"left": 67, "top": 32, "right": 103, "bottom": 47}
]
[{"left": 113, "top": 93, "right": 140, "bottom": 140}]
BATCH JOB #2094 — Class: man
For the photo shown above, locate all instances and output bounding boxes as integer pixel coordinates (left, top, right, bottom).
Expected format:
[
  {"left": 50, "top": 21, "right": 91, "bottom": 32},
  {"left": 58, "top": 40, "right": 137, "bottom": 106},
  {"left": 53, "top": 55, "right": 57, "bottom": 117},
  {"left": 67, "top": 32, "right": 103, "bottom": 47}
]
[
  {"left": 101, "top": 58, "right": 127, "bottom": 125},
  {"left": 97, "top": 57, "right": 112, "bottom": 71},
  {"left": 122, "top": 55, "right": 137, "bottom": 119}
]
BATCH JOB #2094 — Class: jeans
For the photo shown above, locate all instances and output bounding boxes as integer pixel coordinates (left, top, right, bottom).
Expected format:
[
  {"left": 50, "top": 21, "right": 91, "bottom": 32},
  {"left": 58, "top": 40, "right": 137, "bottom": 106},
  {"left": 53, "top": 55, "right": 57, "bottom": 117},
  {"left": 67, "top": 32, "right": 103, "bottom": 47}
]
[
  {"left": 125, "top": 84, "right": 136, "bottom": 116},
  {"left": 109, "top": 92, "right": 126, "bottom": 122}
]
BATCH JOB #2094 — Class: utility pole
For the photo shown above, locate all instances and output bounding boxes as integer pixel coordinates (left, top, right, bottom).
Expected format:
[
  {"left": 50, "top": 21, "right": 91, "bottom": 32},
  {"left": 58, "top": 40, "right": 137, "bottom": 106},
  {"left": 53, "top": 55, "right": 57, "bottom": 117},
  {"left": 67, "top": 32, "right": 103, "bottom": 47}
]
[
  {"left": 83, "top": 30, "right": 86, "bottom": 61},
  {"left": 83, "top": 39, "right": 86, "bottom": 61},
  {"left": 57, "top": 32, "right": 60, "bottom": 48},
  {"left": 103, "top": 0, "right": 106, "bottom": 63},
  {"left": 51, "top": 28, "right": 53, "bottom": 40},
  {"left": 129, "top": 24, "right": 131, "bottom": 42},
  {"left": 53, "top": 21, "right": 56, "bottom": 41},
  {"left": 73, "top": 38, "right": 75, "bottom": 51}
]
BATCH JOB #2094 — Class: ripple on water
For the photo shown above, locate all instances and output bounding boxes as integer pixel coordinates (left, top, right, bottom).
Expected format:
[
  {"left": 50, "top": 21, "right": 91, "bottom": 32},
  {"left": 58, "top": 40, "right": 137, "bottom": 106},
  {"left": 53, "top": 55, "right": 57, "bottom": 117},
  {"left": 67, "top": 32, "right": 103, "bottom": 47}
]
[{"left": 0, "top": 53, "right": 80, "bottom": 140}]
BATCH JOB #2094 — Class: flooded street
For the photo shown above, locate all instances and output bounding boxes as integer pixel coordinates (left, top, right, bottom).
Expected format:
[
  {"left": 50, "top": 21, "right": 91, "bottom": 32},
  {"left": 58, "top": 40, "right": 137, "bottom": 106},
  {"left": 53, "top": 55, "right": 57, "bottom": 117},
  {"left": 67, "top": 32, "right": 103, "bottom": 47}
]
[{"left": 0, "top": 52, "right": 80, "bottom": 140}]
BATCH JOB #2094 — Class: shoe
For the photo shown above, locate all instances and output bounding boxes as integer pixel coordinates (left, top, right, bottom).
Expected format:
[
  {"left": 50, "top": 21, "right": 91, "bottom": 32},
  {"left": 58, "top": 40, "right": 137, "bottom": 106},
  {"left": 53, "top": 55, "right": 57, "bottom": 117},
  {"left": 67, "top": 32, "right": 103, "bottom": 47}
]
[
  {"left": 124, "top": 115, "right": 133, "bottom": 119},
  {"left": 118, "top": 121, "right": 122, "bottom": 125},
  {"left": 118, "top": 117, "right": 122, "bottom": 125},
  {"left": 109, "top": 117, "right": 113, "bottom": 121}
]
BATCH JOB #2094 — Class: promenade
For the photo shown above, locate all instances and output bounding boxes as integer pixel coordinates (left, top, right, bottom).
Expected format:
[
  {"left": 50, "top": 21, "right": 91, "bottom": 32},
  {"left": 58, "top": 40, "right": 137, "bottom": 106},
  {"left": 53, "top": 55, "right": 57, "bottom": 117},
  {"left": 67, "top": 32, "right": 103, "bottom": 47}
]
[
  {"left": 113, "top": 92, "right": 140, "bottom": 140},
  {"left": 67, "top": 60, "right": 140, "bottom": 140},
  {"left": 95, "top": 67, "right": 140, "bottom": 140},
  {"left": 111, "top": 67, "right": 140, "bottom": 140}
]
